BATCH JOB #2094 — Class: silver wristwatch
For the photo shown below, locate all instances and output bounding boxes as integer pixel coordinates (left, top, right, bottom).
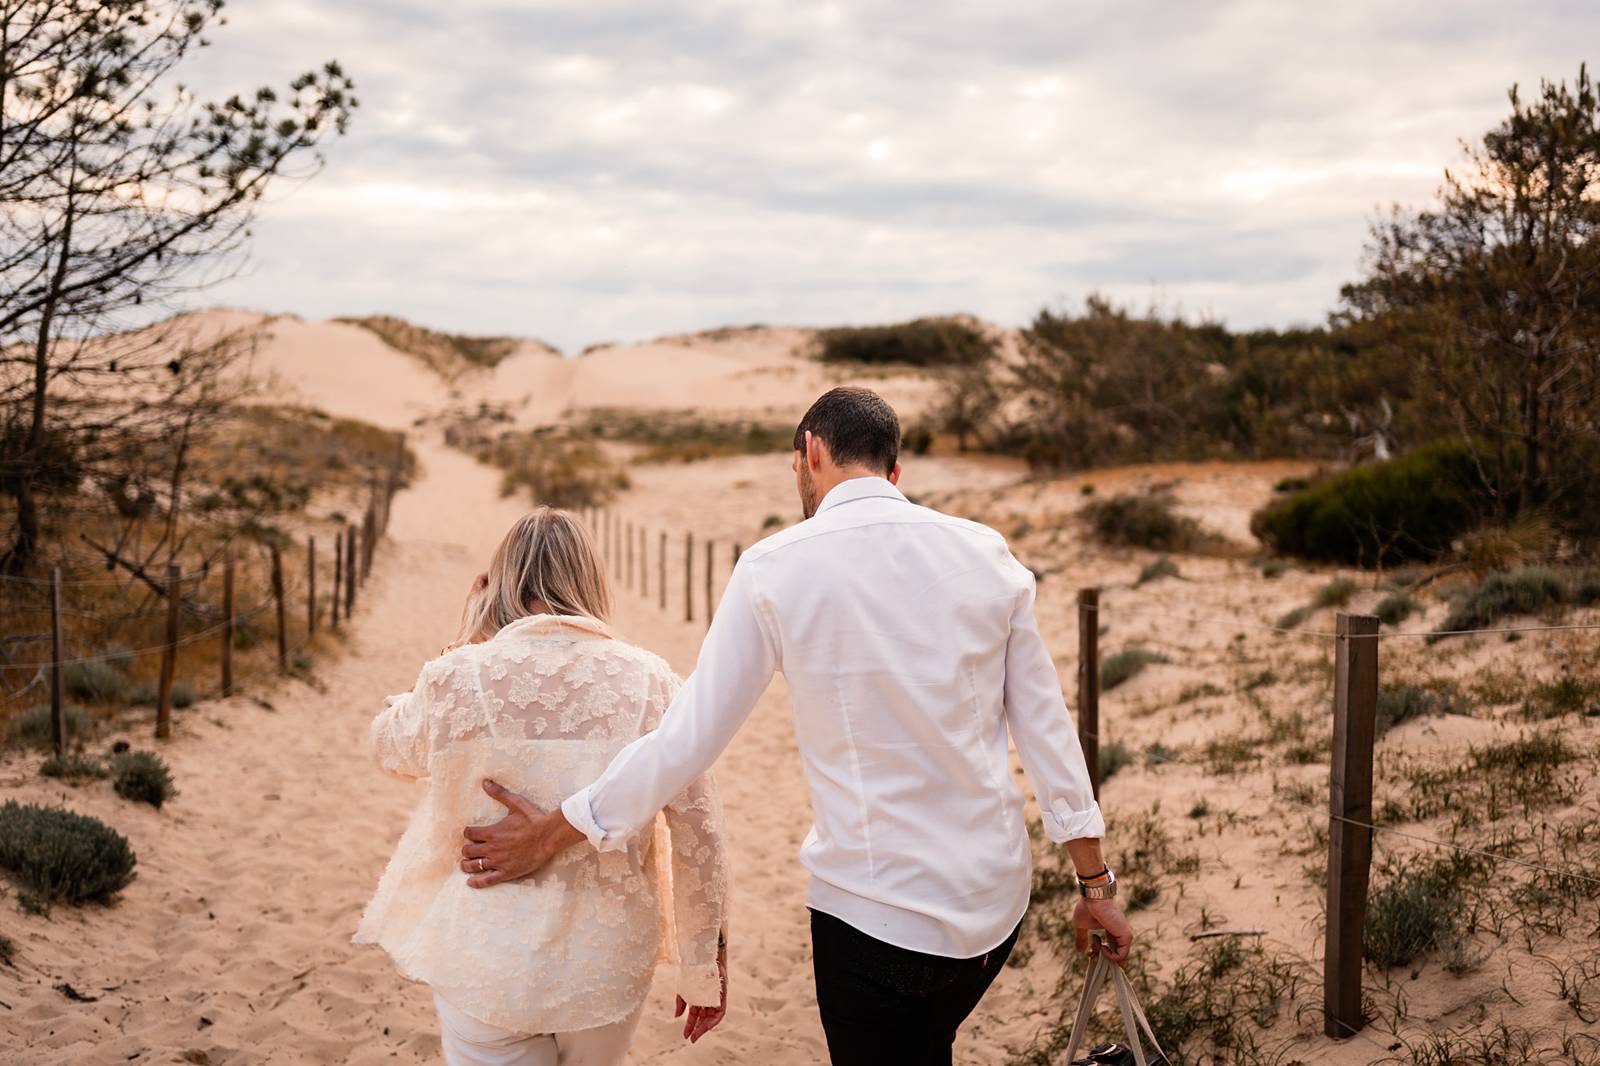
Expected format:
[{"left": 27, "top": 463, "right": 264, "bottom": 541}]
[{"left": 1078, "top": 868, "right": 1117, "bottom": 900}]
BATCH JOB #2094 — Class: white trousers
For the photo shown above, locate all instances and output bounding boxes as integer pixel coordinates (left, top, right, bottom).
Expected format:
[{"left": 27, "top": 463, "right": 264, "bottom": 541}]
[{"left": 434, "top": 992, "right": 644, "bottom": 1066}]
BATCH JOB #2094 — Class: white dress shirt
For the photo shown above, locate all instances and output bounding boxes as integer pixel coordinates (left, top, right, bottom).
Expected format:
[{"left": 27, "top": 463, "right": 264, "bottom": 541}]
[{"left": 562, "top": 476, "right": 1104, "bottom": 958}]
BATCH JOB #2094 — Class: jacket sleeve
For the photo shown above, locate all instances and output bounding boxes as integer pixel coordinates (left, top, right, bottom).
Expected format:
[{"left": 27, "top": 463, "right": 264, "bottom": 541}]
[{"left": 369, "top": 656, "right": 455, "bottom": 781}]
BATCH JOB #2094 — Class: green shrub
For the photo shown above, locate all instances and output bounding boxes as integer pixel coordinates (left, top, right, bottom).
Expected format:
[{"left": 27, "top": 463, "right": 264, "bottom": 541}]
[
  {"left": 99, "top": 644, "right": 136, "bottom": 671},
  {"left": 64, "top": 659, "right": 128, "bottom": 703},
  {"left": 39, "top": 754, "right": 107, "bottom": 781},
  {"left": 1431, "top": 566, "right": 1568, "bottom": 639},
  {"left": 1250, "top": 439, "right": 1515, "bottom": 565},
  {"left": 0, "top": 801, "right": 137, "bottom": 906},
  {"left": 1135, "top": 556, "right": 1179, "bottom": 586},
  {"left": 111, "top": 752, "right": 176, "bottom": 809},
  {"left": 1257, "top": 558, "right": 1290, "bottom": 579},
  {"left": 1082, "top": 494, "right": 1207, "bottom": 552},
  {"left": 1098, "top": 740, "right": 1135, "bottom": 781},
  {"left": 901, "top": 423, "right": 933, "bottom": 455},
  {"left": 816, "top": 318, "right": 995, "bottom": 367},
  {"left": 1144, "top": 742, "right": 1180, "bottom": 767},
  {"left": 169, "top": 681, "right": 196, "bottom": 709},
  {"left": 127, "top": 682, "right": 157, "bottom": 706},
  {"left": 1312, "top": 576, "right": 1358, "bottom": 608},
  {"left": 1376, "top": 683, "right": 1467, "bottom": 734},
  {"left": 1275, "top": 605, "right": 1311, "bottom": 630},
  {"left": 1101, "top": 648, "right": 1169, "bottom": 690},
  {"left": 1374, "top": 591, "right": 1420, "bottom": 627},
  {"left": 1570, "top": 568, "right": 1600, "bottom": 605},
  {"left": 1364, "top": 857, "right": 1473, "bottom": 968},
  {"left": 8, "top": 705, "right": 90, "bottom": 749}
]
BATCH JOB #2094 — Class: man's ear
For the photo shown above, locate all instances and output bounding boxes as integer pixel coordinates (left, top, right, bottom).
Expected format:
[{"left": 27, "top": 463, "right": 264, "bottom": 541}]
[
  {"left": 804, "top": 430, "right": 826, "bottom": 471},
  {"left": 887, "top": 462, "right": 902, "bottom": 486}
]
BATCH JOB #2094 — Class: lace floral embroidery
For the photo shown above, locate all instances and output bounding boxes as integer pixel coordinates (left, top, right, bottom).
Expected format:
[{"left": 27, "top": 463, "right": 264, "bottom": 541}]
[{"left": 354, "top": 615, "right": 729, "bottom": 1033}]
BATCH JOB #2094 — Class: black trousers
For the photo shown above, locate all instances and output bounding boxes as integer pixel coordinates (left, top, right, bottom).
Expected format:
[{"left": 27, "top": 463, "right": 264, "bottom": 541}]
[{"left": 810, "top": 908, "right": 1021, "bottom": 1066}]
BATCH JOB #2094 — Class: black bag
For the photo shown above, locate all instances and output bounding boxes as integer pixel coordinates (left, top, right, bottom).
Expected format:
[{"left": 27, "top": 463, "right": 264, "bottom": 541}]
[{"left": 1062, "top": 951, "right": 1170, "bottom": 1066}]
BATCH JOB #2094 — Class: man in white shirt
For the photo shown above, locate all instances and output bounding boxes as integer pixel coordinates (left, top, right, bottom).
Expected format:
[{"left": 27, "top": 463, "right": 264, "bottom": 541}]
[{"left": 461, "top": 387, "right": 1133, "bottom": 1064}]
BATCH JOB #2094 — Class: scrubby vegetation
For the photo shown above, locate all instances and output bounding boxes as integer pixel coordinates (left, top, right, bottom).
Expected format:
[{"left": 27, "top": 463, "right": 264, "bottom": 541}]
[
  {"left": 8, "top": 704, "right": 90, "bottom": 749},
  {"left": 579, "top": 407, "right": 792, "bottom": 463},
  {"left": 111, "top": 751, "right": 177, "bottom": 808},
  {"left": 1364, "top": 855, "right": 1475, "bottom": 968},
  {"left": 815, "top": 318, "right": 995, "bottom": 367},
  {"left": 1135, "top": 556, "right": 1179, "bottom": 586},
  {"left": 1082, "top": 493, "right": 1211, "bottom": 553},
  {"left": 39, "top": 754, "right": 107, "bottom": 781},
  {"left": 1374, "top": 590, "right": 1420, "bottom": 627},
  {"left": 1432, "top": 566, "right": 1570, "bottom": 638},
  {"left": 1375, "top": 682, "right": 1467, "bottom": 734},
  {"left": 444, "top": 419, "right": 628, "bottom": 509},
  {"left": 1098, "top": 740, "right": 1134, "bottom": 781},
  {"left": 0, "top": 801, "right": 137, "bottom": 907},
  {"left": 1250, "top": 440, "right": 1515, "bottom": 566},
  {"left": 64, "top": 659, "right": 129, "bottom": 703},
  {"left": 1100, "top": 648, "right": 1169, "bottom": 690},
  {"left": 336, "top": 314, "right": 537, "bottom": 378}
]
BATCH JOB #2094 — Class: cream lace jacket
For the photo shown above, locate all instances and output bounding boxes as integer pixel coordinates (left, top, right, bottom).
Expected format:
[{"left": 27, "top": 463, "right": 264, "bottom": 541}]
[{"left": 353, "top": 614, "right": 729, "bottom": 1034}]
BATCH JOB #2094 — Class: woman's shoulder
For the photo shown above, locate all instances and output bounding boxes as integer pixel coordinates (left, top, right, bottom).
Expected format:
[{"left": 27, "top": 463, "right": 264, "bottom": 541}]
[{"left": 596, "top": 637, "right": 678, "bottom": 682}]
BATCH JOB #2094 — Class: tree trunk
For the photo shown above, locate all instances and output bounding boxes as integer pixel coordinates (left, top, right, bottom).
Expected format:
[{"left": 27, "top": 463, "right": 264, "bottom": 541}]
[{"left": 3, "top": 177, "right": 76, "bottom": 573}]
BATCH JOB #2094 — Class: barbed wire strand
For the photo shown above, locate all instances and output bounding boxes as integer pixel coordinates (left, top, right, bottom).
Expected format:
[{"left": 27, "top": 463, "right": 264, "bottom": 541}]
[{"left": 1095, "top": 599, "right": 1600, "bottom": 641}]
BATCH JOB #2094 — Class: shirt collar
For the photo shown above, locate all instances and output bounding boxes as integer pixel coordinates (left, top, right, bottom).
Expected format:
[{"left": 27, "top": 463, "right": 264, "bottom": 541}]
[
  {"left": 814, "top": 475, "right": 908, "bottom": 516},
  {"left": 493, "top": 613, "right": 614, "bottom": 642}
]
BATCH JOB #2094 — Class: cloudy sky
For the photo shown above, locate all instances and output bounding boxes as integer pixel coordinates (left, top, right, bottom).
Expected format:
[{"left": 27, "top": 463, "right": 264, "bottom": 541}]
[{"left": 185, "top": 1, "right": 1597, "bottom": 352}]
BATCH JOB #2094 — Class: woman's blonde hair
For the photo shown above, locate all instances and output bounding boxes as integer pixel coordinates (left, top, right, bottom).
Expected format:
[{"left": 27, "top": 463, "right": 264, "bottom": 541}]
[{"left": 456, "top": 508, "right": 611, "bottom": 644}]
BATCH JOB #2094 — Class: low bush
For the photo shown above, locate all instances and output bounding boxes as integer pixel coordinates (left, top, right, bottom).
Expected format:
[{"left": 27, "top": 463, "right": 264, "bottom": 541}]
[
  {"left": 8, "top": 705, "right": 90, "bottom": 749},
  {"left": 1364, "top": 857, "right": 1474, "bottom": 968},
  {"left": 39, "top": 754, "right": 108, "bottom": 781},
  {"left": 1312, "top": 576, "right": 1358, "bottom": 608},
  {"left": 1376, "top": 683, "right": 1467, "bottom": 734},
  {"left": 1374, "top": 591, "right": 1420, "bottom": 627},
  {"left": 64, "top": 659, "right": 128, "bottom": 703},
  {"left": 0, "top": 801, "right": 137, "bottom": 906},
  {"left": 169, "top": 681, "right": 196, "bottom": 709},
  {"left": 815, "top": 318, "right": 995, "bottom": 367},
  {"left": 1431, "top": 566, "right": 1568, "bottom": 639},
  {"left": 1135, "top": 556, "right": 1179, "bottom": 586},
  {"left": 1101, "top": 648, "right": 1169, "bottom": 690},
  {"left": 1249, "top": 439, "right": 1515, "bottom": 566},
  {"left": 111, "top": 751, "right": 176, "bottom": 809},
  {"left": 1275, "top": 605, "right": 1312, "bottom": 630},
  {"left": 1098, "top": 740, "right": 1135, "bottom": 781},
  {"left": 1082, "top": 494, "right": 1208, "bottom": 553},
  {"left": 581, "top": 408, "right": 793, "bottom": 463}
]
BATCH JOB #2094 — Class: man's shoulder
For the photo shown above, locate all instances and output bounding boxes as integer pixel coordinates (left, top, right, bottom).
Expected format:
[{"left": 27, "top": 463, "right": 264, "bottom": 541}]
[{"left": 740, "top": 501, "right": 1012, "bottom": 563}]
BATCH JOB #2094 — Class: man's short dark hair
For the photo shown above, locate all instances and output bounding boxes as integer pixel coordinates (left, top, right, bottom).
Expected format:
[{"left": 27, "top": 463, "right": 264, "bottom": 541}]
[{"left": 793, "top": 387, "right": 901, "bottom": 476}]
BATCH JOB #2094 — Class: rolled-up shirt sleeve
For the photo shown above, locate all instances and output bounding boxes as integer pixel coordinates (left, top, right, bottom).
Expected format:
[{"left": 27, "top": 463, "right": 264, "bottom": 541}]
[
  {"left": 1001, "top": 560, "right": 1106, "bottom": 842},
  {"left": 562, "top": 558, "right": 779, "bottom": 851}
]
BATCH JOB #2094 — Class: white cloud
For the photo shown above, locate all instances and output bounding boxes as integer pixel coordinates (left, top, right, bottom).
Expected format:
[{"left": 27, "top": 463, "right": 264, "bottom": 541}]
[{"left": 179, "top": 0, "right": 1600, "bottom": 349}]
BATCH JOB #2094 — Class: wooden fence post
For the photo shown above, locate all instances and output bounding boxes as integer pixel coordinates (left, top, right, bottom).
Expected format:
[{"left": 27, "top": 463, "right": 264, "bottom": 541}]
[
  {"left": 331, "top": 533, "right": 342, "bottom": 630},
  {"left": 345, "top": 523, "right": 358, "bottom": 618},
  {"left": 684, "top": 531, "right": 694, "bottom": 624},
  {"left": 221, "top": 546, "right": 235, "bottom": 697},
  {"left": 156, "top": 562, "right": 180, "bottom": 739},
  {"left": 385, "top": 433, "right": 406, "bottom": 534},
  {"left": 705, "top": 538, "right": 714, "bottom": 627},
  {"left": 362, "top": 504, "right": 376, "bottom": 581},
  {"left": 659, "top": 531, "right": 667, "bottom": 611},
  {"left": 639, "top": 524, "right": 648, "bottom": 599},
  {"left": 271, "top": 544, "right": 288, "bottom": 673},
  {"left": 733, "top": 543, "right": 741, "bottom": 569},
  {"left": 626, "top": 520, "right": 634, "bottom": 590},
  {"left": 307, "top": 536, "right": 318, "bottom": 636},
  {"left": 1077, "top": 587, "right": 1101, "bottom": 799},
  {"left": 49, "top": 567, "right": 65, "bottom": 759},
  {"left": 1325, "top": 611, "right": 1380, "bottom": 1038}
]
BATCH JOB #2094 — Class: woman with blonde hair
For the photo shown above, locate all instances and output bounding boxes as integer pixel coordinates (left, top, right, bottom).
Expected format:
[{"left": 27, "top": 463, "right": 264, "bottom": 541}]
[{"left": 355, "top": 507, "right": 729, "bottom": 1066}]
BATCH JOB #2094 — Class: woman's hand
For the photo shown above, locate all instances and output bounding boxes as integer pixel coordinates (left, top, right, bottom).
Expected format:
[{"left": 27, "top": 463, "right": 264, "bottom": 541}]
[{"left": 674, "top": 935, "right": 728, "bottom": 1043}]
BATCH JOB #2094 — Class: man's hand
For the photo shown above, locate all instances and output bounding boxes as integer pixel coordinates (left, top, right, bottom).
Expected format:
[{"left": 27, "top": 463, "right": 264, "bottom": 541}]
[
  {"left": 459, "top": 780, "right": 583, "bottom": 888},
  {"left": 673, "top": 936, "right": 728, "bottom": 1043},
  {"left": 1073, "top": 897, "right": 1133, "bottom": 964}
]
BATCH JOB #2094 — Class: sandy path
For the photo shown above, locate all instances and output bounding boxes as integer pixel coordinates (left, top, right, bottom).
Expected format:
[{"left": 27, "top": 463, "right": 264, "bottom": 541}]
[{"left": 0, "top": 435, "right": 846, "bottom": 1065}]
